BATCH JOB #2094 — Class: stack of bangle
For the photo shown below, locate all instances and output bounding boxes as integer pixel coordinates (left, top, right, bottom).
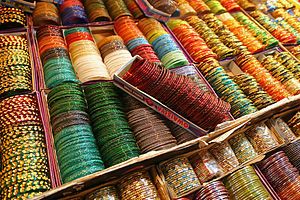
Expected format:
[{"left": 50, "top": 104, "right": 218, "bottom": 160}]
[
  {"left": 160, "top": 157, "right": 201, "bottom": 197},
  {"left": 283, "top": 140, "right": 300, "bottom": 171},
  {"left": 257, "top": 151, "right": 300, "bottom": 199},
  {"left": 114, "top": 16, "right": 160, "bottom": 63},
  {"left": 197, "top": 58, "right": 257, "bottom": 118},
  {"left": 275, "top": 52, "right": 300, "bottom": 80},
  {"left": 59, "top": 0, "right": 88, "bottom": 25},
  {"left": 0, "top": 35, "right": 32, "bottom": 98},
  {"left": 83, "top": 0, "right": 111, "bottom": 22},
  {"left": 33, "top": 2, "right": 60, "bottom": 26},
  {"left": 228, "top": 133, "right": 258, "bottom": 164},
  {"left": 189, "top": 151, "right": 223, "bottom": 183},
  {"left": 201, "top": 13, "right": 248, "bottom": 54},
  {"left": 138, "top": 18, "right": 190, "bottom": 69},
  {"left": 246, "top": 123, "right": 278, "bottom": 154},
  {"left": 176, "top": 0, "right": 197, "bottom": 18},
  {"left": 288, "top": 112, "right": 300, "bottom": 136},
  {"left": 147, "top": 0, "right": 178, "bottom": 14},
  {"left": 167, "top": 19, "right": 217, "bottom": 62},
  {"left": 224, "top": 166, "right": 272, "bottom": 199},
  {"left": 0, "top": 94, "right": 51, "bottom": 199},
  {"left": 203, "top": 0, "right": 226, "bottom": 14},
  {"left": 185, "top": 0, "right": 210, "bottom": 14},
  {"left": 103, "top": 0, "right": 132, "bottom": 20},
  {"left": 276, "top": 17, "right": 300, "bottom": 44},
  {"left": 85, "top": 186, "right": 119, "bottom": 199},
  {"left": 124, "top": 95, "right": 177, "bottom": 153},
  {"left": 122, "top": 58, "right": 231, "bottom": 130},
  {"left": 232, "top": 12, "right": 279, "bottom": 48},
  {"left": 36, "top": 26, "right": 79, "bottom": 88},
  {"left": 234, "top": 0, "right": 256, "bottom": 11},
  {"left": 289, "top": 45, "right": 300, "bottom": 60},
  {"left": 250, "top": 10, "right": 297, "bottom": 44},
  {"left": 98, "top": 35, "right": 132, "bottom": 78},
  {"left": 171, "top": 65, "right": 211, "bottom": 92},
  {"left": 219, "top": 13, "right": 266, "bottom": 53},
  {"left": 233, "top": 73, "right": 275, "bottom": 110},
  {"left": 48, "top": 83, "right": 105, "bottom": 183},
  {"left": 272, "top": 9, "right": 300, "bottom": 33},
  {"left": 0, "top": 6, "right": 26, "bottom": 28},
  {"left": 219, "top": 0, "right": 240, "bottom": 12},
  {"left": 167, "top": 122, "right": 197, "bottom": 144},
  {"left": 64, "top": 27, "right": 110, "bottom": 82},
  {"left": 119, "top": 171, "right": 160, "bottom": 200},
  {"left": 123, "top": 0, "right": 144, "bottom": 19},
  {"left": 209, "top": 141, "right": 240, "bottom": 173},
  {"left": 84, "top": 82, "right": 140, "bottom": 167},
  {"left": 195, "top": 181, "right": 230, "bottom": 200},
  {"left": 236, "top": 53, "right": 290, "bottom": 101},
  {"left": 185, "top": 16, "right": 236, "bottom": 60},
  {"left": 261, "top": 55, "right": 300, "bottom": 95}
]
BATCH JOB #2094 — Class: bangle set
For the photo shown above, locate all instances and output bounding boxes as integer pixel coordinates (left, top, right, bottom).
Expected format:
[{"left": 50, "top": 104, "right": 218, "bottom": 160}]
[
  {"left": 147, "top": 0, "right": 178, "bottom": 14},
  {"left": 119, "top": 171, "right": 160, "bottom": 200},
  {"left": 250, "top": 10, "right": 297, "bottom": 44},
  {"left": 224, "top": 166, "right": 272, "bottom": 199},
  {"left": 0, "top": 6, "right": 26, "bottom": 28},
  {"left": 124, "top": 95, "right": 177, "bottom": 153},
  {"left": 275, "top": 51, "right": 300, "bottom": 80},
  {"left": 261, "top": 55, "right": 300, "bottom": 95},
  {"left": 122, "top": 58, "right": 230, "bottom": 130},
  {"left": 176, "top": 0, "right": 197, "bottom": 18},
  {"left": 123, "top": 0, "right": 144, "bottom": 19},
  {"left": 64, "top": 27, "right": 110, "bottom": 82},
  {"left": 167, "top": 19, "right": 218, "bottom": 62},
  {"left": 219, "top": 0, "right": 240, "bottom": 12},
  {"left": 197, "top": 58, "right": 257, "bottom": 118},
  {"left": 236, "top": 53, "right": 290, "bottom": 101},
  {"left": 84, "top": 82, "right": 140, "bottom": 167},
  {"left": 37, "top": 26, "right": 79, "bottom": 88},
  {"left": 233, "top": 73, "right": 275, "bottom": 110},
  {"left": 185, "top": 0, "right": 210, "bottom": 14},
  {"left": 234, "top": 0, "right": 256, "bottom": 11},
  {"left": 84, "top": 0, "right": 111, "bottom": 22},
  {"left": 98, "top": 35, "right": 132, "bottom": 78},
  {"left": 138, "top": 18, "right": 190, "bottom": 69},
  {"left": 203, "top": 0, "right": 226, "bottom": 15},
  {"left": 33, "top": 2, "right": 60, "bottom": 26},
  {"left": 103, "top": 0, "right": 132, "bottom": 20},
  {"left": 257, "top": 151, "right": 300, "bottom": 200},
  {"left": 161, "top": 157, "right": 201, "bottom": 197},
  {"left": 0, "top": 94, "right": 51, "bottom": 199},
  {"left": 200, "top": 13, "right": 248, "bottom": 54},
  {"left": 219, "top": 13, "right": 266, "bottom": 53},
  {"left": 48, "top": 83, "right": 105, "bottom": 183},
  {"left": 0, "top": 35, "right": 32, "bottom": 98},
  {"left": 59, "top": 0, "right": 89, "bottom": 25},
  {"left": 114, "top": 16, "right": 160, "bottom": 63},
  {"left": 184, "top": 16, "right": 236, "bottom": 60},
  {"left": 232, "top": 12, "right": 279, "bottom": 48}
]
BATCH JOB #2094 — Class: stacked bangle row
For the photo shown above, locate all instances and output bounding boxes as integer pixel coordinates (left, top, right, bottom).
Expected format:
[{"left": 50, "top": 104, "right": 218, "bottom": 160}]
[
  {"left": 48, "top": 83, "right": 105, "bottom": 183},
  {"left": 138, "top": 18, "right": 190, "bottom": 69},
  {"left": 64, "top": 27, "right": 110, "bottom": 82},
  {"left": 114, "top": 16, "right": 160, "bottom": 63},
  {"left": 0, "top": 35, "right": 32, "bottom": 98},
  {"left": 36, "top": 26, "right": 79, "bottom": 88},
  {"left": 0, "top": 94, "right": 51, "bottom": 199}
]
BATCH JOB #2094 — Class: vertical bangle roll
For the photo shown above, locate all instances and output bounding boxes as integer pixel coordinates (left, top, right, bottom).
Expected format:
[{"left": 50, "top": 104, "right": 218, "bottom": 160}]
[
  {"left": 36, "top": 26, "right": 79, "bottom": 88},
  {"left": 33, "top": 2, "right": 60, "bottom": 26},
  {"left": 0, "top": 35, "right": 32, "bottom": 98}
]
